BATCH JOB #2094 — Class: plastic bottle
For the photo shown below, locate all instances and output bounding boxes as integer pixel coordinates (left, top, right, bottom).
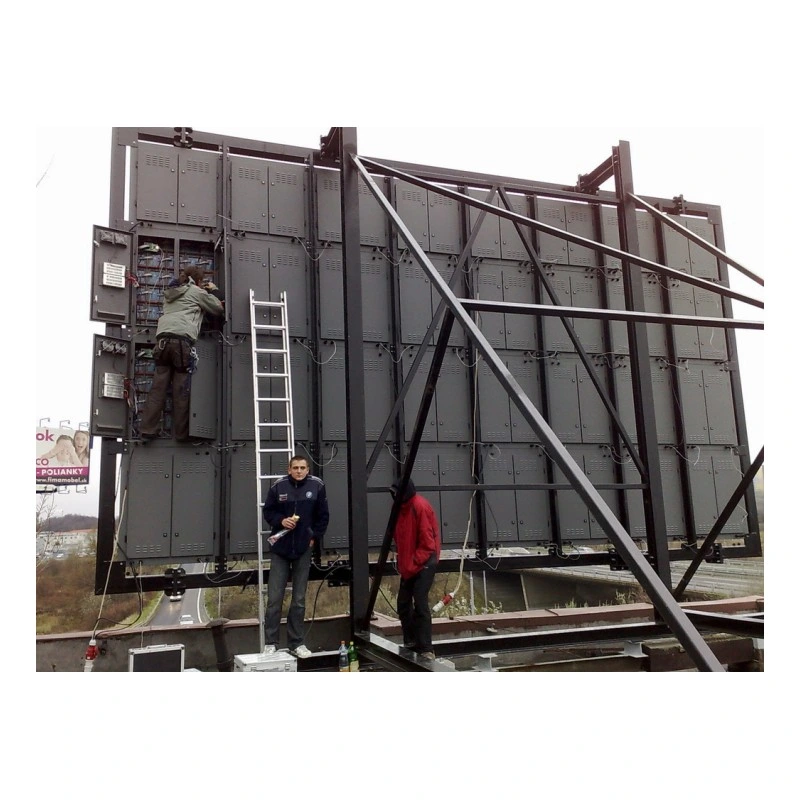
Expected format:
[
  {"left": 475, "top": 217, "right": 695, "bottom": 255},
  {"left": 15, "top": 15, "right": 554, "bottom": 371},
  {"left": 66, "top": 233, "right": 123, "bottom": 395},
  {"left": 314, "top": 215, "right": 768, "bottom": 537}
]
[
  {"left": 347, "top": 640, "right": 359, "bottom": 672},
  {"left": 338, "top": 641, "right": 349, "bottom": 672},
  {"left": 268, "top": 514, "right": 300, "bottom": 546},
  {"left": 267, "top": 528, "right": 289, "bottom": 546}
]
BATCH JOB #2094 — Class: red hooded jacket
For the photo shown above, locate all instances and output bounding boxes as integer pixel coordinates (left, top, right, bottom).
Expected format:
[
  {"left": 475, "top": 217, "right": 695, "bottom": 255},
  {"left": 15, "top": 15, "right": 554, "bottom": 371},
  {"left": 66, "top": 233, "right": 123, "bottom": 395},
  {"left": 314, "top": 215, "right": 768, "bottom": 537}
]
[{"left": 392, "top": 481, "right": 441, "bottom": 580}]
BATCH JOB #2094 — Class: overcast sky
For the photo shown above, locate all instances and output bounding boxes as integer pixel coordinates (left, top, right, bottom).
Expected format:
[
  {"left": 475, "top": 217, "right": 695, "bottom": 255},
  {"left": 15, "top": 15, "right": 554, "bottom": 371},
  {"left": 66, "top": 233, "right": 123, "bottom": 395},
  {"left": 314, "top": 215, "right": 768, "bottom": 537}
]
[{"left": 35, "top": 125, "right": 765, "bottom": 518}]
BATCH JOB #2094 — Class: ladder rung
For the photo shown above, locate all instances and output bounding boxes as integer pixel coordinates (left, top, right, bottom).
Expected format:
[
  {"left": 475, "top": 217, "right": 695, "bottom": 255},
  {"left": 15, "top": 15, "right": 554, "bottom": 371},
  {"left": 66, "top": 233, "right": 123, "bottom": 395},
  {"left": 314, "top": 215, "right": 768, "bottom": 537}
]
[
  {"left": 257, "top": 397, "right": 290, "bottom": 402},
  {"left": 254, "top": 348, "right": 289, "bottom": 354},
  {"left": 254, "top": 324, "right": 285, "bottom": 330},
  {"left": 256, "top": 372, "right": 289, "bottom": 378},
  {"left": 258, "top": 422, "right": 291, "bottom": 427},
  {"left": 253, "top": 301, "right": 285, "bottom": 308},
  {"left": 259, "top": 448, "right": 293, "bottom": 454}
]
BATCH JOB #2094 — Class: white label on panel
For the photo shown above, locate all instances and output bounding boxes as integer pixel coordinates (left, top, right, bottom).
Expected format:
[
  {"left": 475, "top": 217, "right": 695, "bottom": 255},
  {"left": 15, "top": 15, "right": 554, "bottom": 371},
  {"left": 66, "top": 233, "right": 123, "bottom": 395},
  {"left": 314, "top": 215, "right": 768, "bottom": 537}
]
[{"left": 102, "top": 262, "right": 127, "bottom": 288}]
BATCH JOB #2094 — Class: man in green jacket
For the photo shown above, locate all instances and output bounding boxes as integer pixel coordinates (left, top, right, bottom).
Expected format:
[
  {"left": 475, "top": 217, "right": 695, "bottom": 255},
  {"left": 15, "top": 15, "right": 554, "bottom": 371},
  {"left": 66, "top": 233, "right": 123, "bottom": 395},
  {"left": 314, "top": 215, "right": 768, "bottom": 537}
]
[{"left": 140, "top": 266, "right": 224, "bottom": 441}]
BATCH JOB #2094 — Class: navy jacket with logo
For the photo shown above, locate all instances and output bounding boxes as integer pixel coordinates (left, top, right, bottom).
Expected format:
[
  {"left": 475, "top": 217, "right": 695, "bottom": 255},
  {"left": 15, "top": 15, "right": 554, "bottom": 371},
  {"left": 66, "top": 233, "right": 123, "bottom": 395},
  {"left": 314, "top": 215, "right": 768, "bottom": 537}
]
[{"left": 263, "top": 473, "right": 329, "bottom": 560}]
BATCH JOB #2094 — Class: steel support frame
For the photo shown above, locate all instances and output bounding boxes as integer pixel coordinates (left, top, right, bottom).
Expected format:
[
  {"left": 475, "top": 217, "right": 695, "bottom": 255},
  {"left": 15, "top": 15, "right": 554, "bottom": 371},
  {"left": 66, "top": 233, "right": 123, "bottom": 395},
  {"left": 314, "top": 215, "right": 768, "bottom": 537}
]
[{"left": 352, "top": 150, "right": 725, "bottom": 671}]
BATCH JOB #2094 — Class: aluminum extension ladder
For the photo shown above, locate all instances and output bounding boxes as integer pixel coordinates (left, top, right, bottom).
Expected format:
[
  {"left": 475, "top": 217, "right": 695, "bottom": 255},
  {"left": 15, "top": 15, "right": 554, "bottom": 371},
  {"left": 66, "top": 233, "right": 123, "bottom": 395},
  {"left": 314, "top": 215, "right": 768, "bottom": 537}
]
[{"left": 249, "top": 289, "right": 295, "bottom": 652}]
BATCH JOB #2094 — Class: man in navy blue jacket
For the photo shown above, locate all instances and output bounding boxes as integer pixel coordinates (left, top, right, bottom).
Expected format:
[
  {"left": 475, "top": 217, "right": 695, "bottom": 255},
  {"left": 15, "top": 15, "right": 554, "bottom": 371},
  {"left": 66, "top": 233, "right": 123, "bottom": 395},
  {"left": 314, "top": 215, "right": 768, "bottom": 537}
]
[{"left": 262, "top": 455, "right": 330, "bottom": 657}]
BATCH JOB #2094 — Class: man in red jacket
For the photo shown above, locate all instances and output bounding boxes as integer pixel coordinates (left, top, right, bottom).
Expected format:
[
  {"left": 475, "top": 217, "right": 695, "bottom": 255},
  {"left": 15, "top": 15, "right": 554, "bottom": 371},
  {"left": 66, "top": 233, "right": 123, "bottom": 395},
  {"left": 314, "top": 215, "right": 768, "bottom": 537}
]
[{"left": 390, "top": 478, "right": 441, "bottom": 660}]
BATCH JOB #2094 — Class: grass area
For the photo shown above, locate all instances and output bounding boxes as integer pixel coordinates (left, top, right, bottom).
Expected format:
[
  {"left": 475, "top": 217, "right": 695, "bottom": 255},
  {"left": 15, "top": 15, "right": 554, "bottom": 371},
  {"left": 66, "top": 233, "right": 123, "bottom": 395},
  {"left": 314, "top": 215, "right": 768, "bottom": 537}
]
[
  {"left": 36, "top": 552, "right": 146, "bottom": 635},
  {"left": 202, "top": 572, "right": 505, "bottom": 623}
]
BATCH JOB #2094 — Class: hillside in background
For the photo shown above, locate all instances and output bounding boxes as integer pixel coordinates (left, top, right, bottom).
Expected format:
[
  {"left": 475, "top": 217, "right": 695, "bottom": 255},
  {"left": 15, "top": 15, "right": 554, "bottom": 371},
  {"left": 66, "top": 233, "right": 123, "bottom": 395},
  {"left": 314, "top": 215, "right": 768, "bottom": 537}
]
[{"left": 42, "top": 514, "right": 98, "bottom": 533}]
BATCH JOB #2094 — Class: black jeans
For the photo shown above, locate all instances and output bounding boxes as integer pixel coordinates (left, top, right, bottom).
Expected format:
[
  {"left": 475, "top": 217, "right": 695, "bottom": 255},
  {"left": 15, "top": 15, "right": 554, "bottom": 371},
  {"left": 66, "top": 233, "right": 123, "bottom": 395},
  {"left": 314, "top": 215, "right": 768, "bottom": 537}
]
[
  {"left": 140, "top": 338, "right": 194, "bottom": 440},
  {"left": 397, "top": 554, "right": 437, "bottom": 652}
]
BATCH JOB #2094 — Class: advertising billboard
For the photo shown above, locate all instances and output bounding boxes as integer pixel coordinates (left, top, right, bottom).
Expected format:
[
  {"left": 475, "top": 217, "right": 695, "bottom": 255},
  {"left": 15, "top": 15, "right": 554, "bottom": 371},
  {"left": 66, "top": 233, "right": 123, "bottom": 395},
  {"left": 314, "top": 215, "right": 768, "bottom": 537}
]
[{"left": 36, "top": 426, "right": 91, "bottom": 486}]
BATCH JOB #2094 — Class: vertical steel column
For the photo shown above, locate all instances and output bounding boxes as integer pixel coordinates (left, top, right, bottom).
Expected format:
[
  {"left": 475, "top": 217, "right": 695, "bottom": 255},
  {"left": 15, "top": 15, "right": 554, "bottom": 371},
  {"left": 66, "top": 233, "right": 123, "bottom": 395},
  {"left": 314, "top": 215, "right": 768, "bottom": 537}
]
[
  {"left": 217, "top": 143, "right": 233, "bottom": 573},
  {"left": 108, "top": 129, "right": 127, "bottom": 227},
  {"left": 94, "top": 438, "right": 123, "bottom": 593},
  {"left": 653, "top": 218, "right": 699, "bottom": 546},
  {"left": 712, "top": 219, "right": 762, "bottom": 554},
  {"left": 593, "top": 202, "right": 632, "bottom": 534},
  {"left": 339, "top": 128, "right": 370, "bottom": 632},
  {"left": 386, "top": 177, "right": 407, "bottom": 471},
  {"left": 95, "top": 130, "right": 129, "bottom": 593},
  {"left": 613, "top": 142, "right": 671, "bottom": 586},
  {"left": 460, "top": 187, "right": 488, "bottom": 558},
  {"left": 306, "top": 154, "right": 325, "bottom": 514}
]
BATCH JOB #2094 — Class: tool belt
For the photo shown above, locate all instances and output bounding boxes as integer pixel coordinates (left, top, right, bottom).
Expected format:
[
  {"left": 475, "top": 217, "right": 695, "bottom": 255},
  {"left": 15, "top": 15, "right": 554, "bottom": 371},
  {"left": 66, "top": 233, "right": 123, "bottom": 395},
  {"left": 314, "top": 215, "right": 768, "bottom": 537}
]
[{"left": 156, "top": 333, "right": 195, "bottom": 345}]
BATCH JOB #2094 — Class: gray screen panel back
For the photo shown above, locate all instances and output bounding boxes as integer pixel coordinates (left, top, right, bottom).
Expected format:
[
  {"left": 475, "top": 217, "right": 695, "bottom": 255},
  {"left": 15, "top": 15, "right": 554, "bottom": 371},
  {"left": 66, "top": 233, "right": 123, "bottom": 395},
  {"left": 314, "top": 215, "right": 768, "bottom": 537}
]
[
  {"left": 136, "top": 143, "right": 178, "bottom": 224},
  {"left": 171, "top": 450, "right": 216, "bottom": 556},
  {"left": 268, "top": 163, "right": 306, "bottom": 238},
  {"left": 230, "top": 156, "right": 269, "bottom": 233},
  {"left": 178, "top": 150, "right": 218, "bottom": 227},
  {"left": 229, "top": 238, "right": 270, "bottom": 334}
]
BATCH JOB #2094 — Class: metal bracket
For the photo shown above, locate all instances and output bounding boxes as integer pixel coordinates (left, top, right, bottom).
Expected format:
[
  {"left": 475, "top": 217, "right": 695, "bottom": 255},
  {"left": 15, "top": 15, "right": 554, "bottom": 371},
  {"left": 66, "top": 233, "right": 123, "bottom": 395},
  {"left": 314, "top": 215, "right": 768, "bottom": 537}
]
[
  {"left": 608, "top": 549, "right": 630, "bottom": 572},
  {"left": 326, "top": 561, "right": 351, "bottom": 587},
  {"left": 575, "top": 155, "right": 614, "bottom": 194},
  {"left": 173, "top": 127, "right": 194, "bottom": 148},
  {"left": 704, "top": 543, "right": 724, "bottom": 564},
  {"left": 473, "top": 653, "right": 498, "bottom": 671},
  {"left": 164, "top": 566, "right": 186, "bottom": 599},
  {"left": 672, "top": 194, "right": 687, "bottom": 214}
]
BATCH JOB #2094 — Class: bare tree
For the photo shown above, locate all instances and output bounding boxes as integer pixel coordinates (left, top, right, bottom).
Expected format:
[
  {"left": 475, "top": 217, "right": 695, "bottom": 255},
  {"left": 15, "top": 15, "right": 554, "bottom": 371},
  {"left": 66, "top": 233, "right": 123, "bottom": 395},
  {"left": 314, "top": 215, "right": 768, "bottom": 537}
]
[{"left": 36, "top": 493, "right": 60, "bottom": 576}]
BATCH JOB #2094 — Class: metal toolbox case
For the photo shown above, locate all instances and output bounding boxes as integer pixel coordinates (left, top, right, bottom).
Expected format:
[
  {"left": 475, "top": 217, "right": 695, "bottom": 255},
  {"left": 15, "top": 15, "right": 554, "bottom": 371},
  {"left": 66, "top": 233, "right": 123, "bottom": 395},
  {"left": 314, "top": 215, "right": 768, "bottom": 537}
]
[
  {"left": 234, "top": 651, "right": 297, "bottom": 672},
  {"left": 128, "top": 643, "right": 185, "bottom": 672}
]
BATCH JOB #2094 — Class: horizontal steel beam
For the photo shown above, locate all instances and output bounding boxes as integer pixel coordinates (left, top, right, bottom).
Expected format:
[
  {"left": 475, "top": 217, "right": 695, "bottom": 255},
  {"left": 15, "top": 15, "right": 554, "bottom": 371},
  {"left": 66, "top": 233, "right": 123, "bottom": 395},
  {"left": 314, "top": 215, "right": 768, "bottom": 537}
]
[
  {"left": 363, "top": 619, "right": 760, "bottom": 667},
  {"left": 684, "top": 610, "right": 764, "bottom": 638},
  {"left": 367, "top": 482, "right": 648, "bottom": 492},
  {"left": 430, "top": 622, "right": 674, "bottom": 657},
  {"left": 459, "top": 299, "right": 763, "bottom": 330},
  {"left": 357, "top": 633, "right": 453, "bottom": 671}
]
